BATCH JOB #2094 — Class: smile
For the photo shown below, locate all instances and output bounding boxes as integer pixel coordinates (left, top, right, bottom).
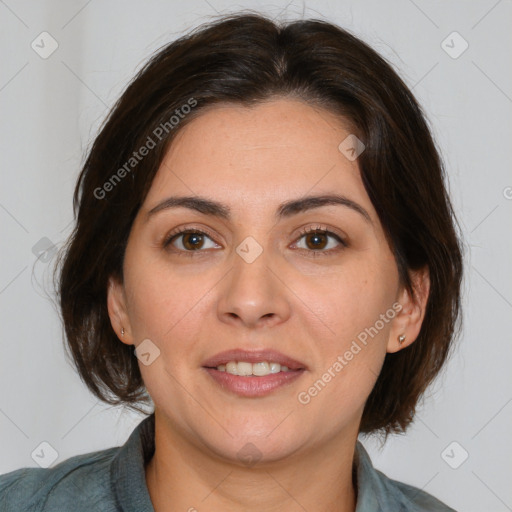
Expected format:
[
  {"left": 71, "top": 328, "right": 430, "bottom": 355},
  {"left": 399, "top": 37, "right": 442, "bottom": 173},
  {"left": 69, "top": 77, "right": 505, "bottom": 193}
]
[
  {"left": 216, "top": 361, "right": 292, "bottom": 376},
  {"left": 203, "top": 365, "right": 305, "bottom": 397}
]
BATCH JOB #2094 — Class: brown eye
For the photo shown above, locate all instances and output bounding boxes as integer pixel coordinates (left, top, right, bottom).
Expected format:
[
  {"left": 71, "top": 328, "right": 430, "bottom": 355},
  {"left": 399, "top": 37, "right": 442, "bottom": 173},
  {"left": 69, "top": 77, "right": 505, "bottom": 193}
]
[
  {"left": 304, "top": 232, "right": 329, "bottom": 250},
  {"left": 293, "top": 227, "right": 347, "bottom": 255},
  {"left": 164, "top": 229, "right": 219, "bottom": 252},
  {"left": 181, "top": 232, "right": 206, "bottom": 250}
]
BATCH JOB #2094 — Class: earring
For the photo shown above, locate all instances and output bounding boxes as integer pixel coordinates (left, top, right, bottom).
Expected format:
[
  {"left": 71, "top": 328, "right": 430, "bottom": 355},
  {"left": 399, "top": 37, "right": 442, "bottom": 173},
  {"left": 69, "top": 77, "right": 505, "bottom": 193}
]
[
  {"left": 121, "top": 327, "right": 125, "bottom": 336},
  {"left": 398, "top": 334, "right": 406, "bottom": 346}
]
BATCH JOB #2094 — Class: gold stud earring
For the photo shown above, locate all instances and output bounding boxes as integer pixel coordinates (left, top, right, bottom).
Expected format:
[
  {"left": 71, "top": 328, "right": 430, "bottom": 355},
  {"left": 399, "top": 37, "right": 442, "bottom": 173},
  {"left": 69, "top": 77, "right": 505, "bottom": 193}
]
[{"left": 398, "top": 334, "right": 406, "bottom": 346}]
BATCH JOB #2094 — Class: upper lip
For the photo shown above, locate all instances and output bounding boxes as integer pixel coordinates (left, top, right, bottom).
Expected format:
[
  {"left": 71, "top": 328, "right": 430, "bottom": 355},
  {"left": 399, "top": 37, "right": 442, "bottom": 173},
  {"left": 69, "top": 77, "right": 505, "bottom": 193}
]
[{"left": 202, "top": 349, "right": 307, "bottom": 371}]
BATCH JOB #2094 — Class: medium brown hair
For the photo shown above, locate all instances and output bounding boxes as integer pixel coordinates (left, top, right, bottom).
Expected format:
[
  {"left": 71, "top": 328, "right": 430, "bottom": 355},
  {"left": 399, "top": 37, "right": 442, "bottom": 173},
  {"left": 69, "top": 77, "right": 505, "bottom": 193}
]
[{"left": 56, "top": 11, "right": 464, "bottom": 436}]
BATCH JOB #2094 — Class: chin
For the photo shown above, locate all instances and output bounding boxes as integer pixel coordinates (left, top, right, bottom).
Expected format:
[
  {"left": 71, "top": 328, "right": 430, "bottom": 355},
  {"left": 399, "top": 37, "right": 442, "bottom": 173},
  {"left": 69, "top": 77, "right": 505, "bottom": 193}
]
[
  {"left": 208, "top": 434, "right": 303, "bottom": 467},
  {"left": 184, "top": 412, "right": 302, "bottom": 462}
]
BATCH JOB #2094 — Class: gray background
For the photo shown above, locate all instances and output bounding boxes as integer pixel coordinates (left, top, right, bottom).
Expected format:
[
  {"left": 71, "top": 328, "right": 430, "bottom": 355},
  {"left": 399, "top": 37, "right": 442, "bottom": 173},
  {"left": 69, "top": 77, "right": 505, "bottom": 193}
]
[{"left": 1, "top": 1, "right": 511, "bottom": 511}]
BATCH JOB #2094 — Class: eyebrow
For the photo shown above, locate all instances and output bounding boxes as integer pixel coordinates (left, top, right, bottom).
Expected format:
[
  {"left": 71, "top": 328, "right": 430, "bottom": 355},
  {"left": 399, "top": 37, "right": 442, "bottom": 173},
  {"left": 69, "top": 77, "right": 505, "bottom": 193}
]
[{"left": 146, "top": 194, "right": 372, "bottom": 224}]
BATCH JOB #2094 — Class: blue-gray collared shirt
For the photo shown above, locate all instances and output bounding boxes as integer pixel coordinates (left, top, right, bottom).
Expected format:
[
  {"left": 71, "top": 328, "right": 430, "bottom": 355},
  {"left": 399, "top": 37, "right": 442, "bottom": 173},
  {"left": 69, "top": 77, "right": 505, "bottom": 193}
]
[{"left": 0, "top": 414, "right": 456, "bottom": 511}]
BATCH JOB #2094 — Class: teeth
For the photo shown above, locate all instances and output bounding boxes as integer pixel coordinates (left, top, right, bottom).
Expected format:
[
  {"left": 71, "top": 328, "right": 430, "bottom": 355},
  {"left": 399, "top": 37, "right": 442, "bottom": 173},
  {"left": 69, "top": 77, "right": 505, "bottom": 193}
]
[
  {"left": 226, "top": 362, "right": 238, "bottom": 375},
  {"left": 269, "top": 362, "right": 281, "bottom": 374},
  {"left": 237, "top": 361, "right": 253, "bottom": 376},
  {"left": 216, "top": 361, "right": 293, "bottom": 376}
]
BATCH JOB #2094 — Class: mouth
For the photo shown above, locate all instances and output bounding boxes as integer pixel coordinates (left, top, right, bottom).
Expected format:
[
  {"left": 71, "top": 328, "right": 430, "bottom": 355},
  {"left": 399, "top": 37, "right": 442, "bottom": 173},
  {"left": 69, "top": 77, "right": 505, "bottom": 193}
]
[{"left": 202, "top": 349, "right": 307, "bottom": 397}]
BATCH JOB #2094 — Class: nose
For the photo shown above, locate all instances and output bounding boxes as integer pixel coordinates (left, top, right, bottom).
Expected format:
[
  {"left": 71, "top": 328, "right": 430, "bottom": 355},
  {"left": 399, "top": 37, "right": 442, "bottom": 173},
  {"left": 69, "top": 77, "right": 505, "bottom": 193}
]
[{"left": 217, "top": 246, "right": 291, "bottom": 330}]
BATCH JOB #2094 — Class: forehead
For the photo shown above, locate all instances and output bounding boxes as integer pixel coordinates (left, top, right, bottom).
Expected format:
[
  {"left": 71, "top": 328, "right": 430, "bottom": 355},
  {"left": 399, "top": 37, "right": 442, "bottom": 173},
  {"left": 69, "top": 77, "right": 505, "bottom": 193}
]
[{"left": 144, "top": 98, "right": 370, "bottom": 216}]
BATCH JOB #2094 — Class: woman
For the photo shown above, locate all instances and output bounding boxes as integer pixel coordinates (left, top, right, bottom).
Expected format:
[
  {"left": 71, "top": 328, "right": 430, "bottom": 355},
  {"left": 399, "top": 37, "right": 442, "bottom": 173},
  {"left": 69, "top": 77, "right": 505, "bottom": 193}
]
[{"left": 0, "top": 11, "right": 463, "bottom": 512}]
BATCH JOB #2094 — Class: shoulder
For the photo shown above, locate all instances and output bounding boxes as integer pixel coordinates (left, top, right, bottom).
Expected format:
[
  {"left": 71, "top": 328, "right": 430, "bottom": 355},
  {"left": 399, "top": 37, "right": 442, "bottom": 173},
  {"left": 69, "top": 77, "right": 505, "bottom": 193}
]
[
  {"left": 375, "top": 467, "right": 457, "bottom": 511},
  {"left": 0, "top": 446, "right": 120, "bottom": 512},
  {"left": 355, "top": 441, "right": 457, "bottom": 512}
]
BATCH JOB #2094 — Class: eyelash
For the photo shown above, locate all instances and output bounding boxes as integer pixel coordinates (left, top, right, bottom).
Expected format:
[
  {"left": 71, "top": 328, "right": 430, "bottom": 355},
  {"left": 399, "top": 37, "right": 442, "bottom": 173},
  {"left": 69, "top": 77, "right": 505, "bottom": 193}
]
[{"left": 162, "top": 225, "right": 348, "bottom": 258}]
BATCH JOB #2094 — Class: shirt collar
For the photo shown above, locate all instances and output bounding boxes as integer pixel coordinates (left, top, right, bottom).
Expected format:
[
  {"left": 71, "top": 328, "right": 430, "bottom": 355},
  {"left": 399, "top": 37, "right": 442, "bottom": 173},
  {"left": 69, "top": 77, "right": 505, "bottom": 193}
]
[
  {"left": 354, "top": 439, "right": 393, "bottom": 511},
  {"left": 111, "top": 413, "right": 397, "bottom": 512},
  {"left": 111, "top": 413, "right": 156, "bottom": 512}
]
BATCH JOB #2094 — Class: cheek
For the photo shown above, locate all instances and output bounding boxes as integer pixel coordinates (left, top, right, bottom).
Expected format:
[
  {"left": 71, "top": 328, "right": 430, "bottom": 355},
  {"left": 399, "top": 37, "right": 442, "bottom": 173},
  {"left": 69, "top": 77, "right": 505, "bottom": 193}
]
[
  {"left": 123, "top": 250, "right": 208, "bottom": 340},
  {"left": 295, "top": 258, "right": 397, "bottom": 350},
  {"left": 295, "top": 271, "right": 391, "bottom": 422},
  {"left": 122, "top": 257, "right": 215, "bottom": 403},
  {"left": 291, "top": 255, "right": 396, "bottom": 409}
]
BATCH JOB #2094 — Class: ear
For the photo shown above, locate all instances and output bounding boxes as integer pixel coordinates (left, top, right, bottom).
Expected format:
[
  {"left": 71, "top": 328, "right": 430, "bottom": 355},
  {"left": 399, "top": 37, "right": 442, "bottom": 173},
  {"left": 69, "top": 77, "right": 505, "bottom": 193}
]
[
  {"left": 387, "top": 266, "right": 430, "bottom": 353},
  {"left": 107, "top": 275, "right": 134, "bottom": 346}
]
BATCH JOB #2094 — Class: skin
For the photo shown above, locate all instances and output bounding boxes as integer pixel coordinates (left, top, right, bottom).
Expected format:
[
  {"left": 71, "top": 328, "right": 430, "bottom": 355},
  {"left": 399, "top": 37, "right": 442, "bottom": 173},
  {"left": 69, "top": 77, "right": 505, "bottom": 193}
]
[{"left": 107, "top": 98, "right": 429, "bottom": 512}]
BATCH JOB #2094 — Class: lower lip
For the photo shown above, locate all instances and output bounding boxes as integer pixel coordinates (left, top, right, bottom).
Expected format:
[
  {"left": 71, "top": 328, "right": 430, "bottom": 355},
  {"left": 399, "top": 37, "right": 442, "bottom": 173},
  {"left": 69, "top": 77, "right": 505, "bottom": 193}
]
[{"left": 203, "top": 367, "right": 305, "bottom": 397}]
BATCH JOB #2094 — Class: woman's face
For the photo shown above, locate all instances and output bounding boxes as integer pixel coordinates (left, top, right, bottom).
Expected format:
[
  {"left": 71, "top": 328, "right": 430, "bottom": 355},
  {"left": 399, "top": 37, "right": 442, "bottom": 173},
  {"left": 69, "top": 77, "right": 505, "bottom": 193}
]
[{"left": 109, "top": 98, "right": 423, "bottom": 463}]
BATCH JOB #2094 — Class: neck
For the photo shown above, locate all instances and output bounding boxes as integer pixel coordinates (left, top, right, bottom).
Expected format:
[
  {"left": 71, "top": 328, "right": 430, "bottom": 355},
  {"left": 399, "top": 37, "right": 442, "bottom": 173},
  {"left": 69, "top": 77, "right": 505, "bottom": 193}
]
[{"left": 145, "top": 411, "right": 358, "bottom": 512}]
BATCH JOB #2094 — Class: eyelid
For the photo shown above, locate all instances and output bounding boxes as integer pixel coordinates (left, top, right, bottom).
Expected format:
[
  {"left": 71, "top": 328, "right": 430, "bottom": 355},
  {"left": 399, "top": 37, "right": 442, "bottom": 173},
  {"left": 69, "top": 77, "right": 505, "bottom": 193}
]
[
  {"left": 294, "top": 224, "right": 347, "bottom": 244},
  {"left": 162, "top": 223, "right": 348, "bottom": 254},
  {"left": 162, "top": 224, "right": 220, "bottom": 248},
  {"left": 291, "top": 224, "right": 348, "bottom": 255}
]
